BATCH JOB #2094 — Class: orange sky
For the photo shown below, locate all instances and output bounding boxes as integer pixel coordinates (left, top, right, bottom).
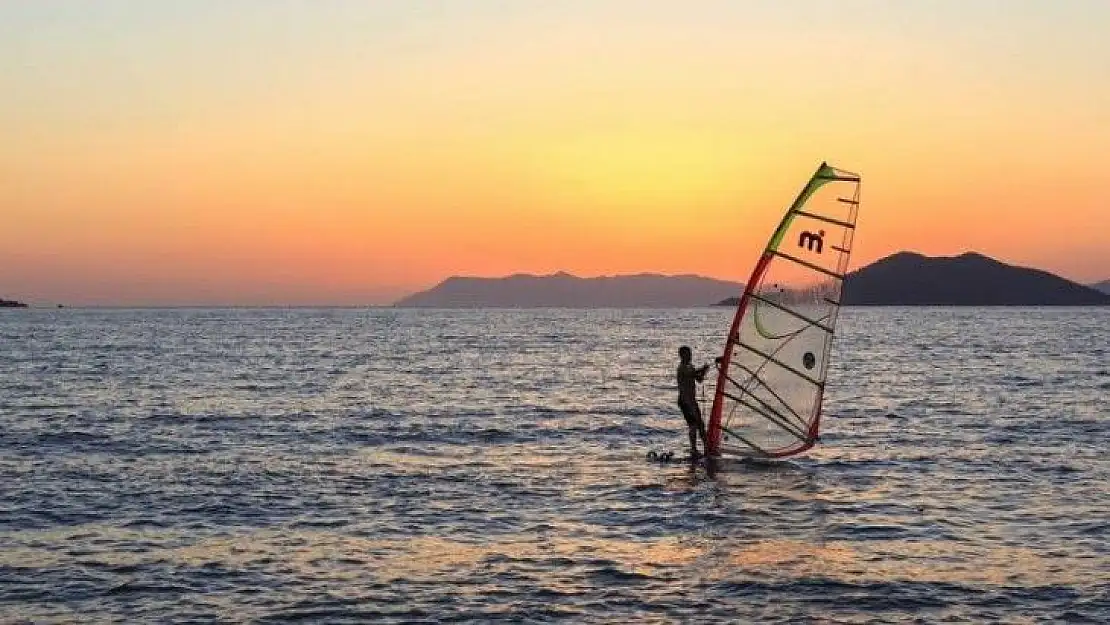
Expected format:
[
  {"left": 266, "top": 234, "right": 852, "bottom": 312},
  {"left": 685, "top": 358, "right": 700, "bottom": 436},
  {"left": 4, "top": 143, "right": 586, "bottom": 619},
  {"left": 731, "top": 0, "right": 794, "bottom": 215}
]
[{"left": 2, "top": 1, "right": 1108, "bottom": 305}]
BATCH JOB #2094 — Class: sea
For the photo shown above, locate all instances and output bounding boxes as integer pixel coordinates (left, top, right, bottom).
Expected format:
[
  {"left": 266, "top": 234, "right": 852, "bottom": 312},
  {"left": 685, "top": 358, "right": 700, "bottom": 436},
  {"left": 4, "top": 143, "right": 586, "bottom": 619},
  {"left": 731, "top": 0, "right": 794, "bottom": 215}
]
[{"left": 1, "top": 307, "right": 1107, "bottom": 624}]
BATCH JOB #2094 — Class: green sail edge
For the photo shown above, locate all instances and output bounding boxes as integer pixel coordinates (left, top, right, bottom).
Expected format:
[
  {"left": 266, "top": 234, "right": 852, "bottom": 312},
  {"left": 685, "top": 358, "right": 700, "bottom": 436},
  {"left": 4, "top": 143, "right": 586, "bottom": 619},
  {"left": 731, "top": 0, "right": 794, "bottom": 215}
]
[
  {"left": 754, "top": 162, "right": 839, "bottom": 338},
  {"left": 765, "top": 162, "right": 837, "bottom": 252}
]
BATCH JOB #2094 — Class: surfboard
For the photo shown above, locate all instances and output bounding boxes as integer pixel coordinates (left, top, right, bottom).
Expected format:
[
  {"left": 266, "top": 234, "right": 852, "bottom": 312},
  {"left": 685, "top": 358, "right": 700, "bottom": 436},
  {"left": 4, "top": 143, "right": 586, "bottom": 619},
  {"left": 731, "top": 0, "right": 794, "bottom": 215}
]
[{"left": 646, "top": 450, "right": 706, "bottom": 464}]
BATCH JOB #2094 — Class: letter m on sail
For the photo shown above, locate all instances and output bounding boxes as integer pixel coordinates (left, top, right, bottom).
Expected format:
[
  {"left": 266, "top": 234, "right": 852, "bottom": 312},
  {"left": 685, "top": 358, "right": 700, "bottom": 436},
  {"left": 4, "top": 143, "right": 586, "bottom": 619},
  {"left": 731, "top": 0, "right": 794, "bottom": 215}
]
[{"left": 798, "top": 230, "right": 824, "bottom": 253}]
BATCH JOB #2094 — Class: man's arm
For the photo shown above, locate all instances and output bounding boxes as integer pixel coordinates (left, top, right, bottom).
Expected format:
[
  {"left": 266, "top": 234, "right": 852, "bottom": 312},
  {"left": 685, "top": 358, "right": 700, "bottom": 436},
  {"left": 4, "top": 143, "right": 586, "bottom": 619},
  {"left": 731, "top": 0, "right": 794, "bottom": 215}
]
[{"left": 695, "top": 364, "right": 710, "bottom": 382}]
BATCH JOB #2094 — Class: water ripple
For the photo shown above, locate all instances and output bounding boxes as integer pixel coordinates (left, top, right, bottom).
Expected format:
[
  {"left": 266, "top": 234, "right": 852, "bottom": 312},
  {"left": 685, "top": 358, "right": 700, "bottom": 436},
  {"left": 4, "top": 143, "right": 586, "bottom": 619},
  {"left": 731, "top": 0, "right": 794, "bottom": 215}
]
[{"left": 0, "top": 307, "right": 1107, "bottom": 622}]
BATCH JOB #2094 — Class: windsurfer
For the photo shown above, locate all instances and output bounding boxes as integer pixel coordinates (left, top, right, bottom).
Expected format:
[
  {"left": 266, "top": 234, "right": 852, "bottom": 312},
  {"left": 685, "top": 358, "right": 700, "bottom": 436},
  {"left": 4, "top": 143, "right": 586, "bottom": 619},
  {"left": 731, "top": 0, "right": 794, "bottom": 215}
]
[{"left": 676, "top": 346, "right": 712, "bottom": 459}]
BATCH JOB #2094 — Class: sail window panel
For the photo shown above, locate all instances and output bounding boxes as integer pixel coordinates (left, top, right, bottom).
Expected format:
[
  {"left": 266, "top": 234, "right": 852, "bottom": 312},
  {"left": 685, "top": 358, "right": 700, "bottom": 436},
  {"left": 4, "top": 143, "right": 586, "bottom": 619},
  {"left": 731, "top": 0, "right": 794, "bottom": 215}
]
[
  {"left": 720, "top": 331, "right": 826, "bottom": 455},
  {"left": 717, "top": 351, "right": 820, "bottom": 455}
]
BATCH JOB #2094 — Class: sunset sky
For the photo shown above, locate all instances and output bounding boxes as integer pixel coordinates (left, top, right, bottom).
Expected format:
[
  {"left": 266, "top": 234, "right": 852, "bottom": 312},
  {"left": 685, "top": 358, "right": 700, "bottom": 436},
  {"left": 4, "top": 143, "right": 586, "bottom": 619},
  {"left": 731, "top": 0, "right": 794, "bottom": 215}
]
[{"left": 2, "top": 1, "right": 1108, "bottom": 305}]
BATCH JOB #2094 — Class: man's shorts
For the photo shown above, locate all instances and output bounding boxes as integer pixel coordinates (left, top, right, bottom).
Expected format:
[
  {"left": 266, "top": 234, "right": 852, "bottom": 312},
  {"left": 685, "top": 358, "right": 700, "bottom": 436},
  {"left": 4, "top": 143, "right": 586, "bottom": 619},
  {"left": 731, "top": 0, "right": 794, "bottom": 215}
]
[{"left": 678, "top": 397, "right": 704, "bottom": 428}]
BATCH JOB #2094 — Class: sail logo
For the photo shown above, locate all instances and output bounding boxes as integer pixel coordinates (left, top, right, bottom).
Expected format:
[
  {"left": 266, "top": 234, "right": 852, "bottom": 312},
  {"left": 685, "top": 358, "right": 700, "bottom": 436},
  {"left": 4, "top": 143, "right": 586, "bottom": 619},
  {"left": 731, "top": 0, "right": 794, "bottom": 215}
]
[{"left": 798, "top": 230, "right": 825, "bottom": 254}]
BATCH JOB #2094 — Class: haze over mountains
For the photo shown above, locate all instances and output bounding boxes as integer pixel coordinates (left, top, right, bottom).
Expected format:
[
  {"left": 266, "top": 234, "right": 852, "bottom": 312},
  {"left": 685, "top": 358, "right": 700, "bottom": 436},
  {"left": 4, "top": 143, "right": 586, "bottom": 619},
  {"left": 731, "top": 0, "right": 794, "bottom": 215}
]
[
  {"left": 1092, "top": 280, "right": 1110, "bottom": 295},
  {"left": 394, "top": 272, "right": 743, "bottom": 308},
  {"left": 395, "top": 252, "right": 1109, "bottom": 307}
]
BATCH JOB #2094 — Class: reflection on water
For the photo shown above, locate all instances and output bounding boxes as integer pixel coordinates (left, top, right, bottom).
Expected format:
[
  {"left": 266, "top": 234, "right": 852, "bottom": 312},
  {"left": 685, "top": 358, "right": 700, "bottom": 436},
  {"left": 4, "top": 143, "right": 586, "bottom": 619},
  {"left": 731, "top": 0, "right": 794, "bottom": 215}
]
[{"left": 1, "top": 307, "right": 1107, "bottom": 622}]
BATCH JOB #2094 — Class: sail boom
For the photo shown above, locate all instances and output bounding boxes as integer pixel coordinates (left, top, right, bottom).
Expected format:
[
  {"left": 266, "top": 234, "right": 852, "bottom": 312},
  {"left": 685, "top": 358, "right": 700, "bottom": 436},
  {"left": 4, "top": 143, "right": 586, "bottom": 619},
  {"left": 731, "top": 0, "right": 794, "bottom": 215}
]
[
  {"left": 734, "top": 340, "right": 825, "bottom": 388},
  {"left": 722, "top": 391, "right": 809, "bottom": 441},
  {"left": 726, "top": 365, "right": 808, "bottom": 424}
]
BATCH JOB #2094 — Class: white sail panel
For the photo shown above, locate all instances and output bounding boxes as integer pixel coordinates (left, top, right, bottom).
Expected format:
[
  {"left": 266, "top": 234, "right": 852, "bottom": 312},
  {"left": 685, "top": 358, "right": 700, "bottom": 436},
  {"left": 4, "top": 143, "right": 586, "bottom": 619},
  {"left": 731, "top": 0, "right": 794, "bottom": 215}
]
[{"left": 709, "top": 163, "right": 860, "bottom": 458}]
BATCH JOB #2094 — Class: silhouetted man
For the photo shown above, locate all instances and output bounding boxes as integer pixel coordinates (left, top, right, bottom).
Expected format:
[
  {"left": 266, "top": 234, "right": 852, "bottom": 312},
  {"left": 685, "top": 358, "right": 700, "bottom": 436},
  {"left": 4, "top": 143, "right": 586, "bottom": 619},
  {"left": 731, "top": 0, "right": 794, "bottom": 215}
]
[{"left": 676, "top": 346, "right": 711, "bottom": 459}]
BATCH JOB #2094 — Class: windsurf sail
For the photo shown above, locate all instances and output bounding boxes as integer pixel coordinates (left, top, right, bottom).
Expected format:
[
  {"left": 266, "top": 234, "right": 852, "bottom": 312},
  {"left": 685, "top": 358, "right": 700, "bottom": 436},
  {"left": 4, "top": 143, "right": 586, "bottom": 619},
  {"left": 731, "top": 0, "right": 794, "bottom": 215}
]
[{"left": 707, "top": 162, "right": 861, "bottom": 458}]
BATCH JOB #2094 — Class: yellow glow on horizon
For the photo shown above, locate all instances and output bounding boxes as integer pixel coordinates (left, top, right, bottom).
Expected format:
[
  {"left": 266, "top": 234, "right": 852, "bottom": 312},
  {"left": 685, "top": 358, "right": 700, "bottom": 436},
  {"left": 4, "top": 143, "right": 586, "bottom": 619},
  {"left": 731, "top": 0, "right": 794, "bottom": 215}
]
[{"left": 526, "top": 131, "right": 752, "bottom": 212}]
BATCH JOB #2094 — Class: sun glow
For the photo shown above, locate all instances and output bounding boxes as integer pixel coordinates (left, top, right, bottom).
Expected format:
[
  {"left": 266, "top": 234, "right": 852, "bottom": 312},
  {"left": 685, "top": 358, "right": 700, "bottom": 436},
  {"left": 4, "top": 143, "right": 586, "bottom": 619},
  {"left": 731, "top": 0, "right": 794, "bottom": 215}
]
[{"left": 531, "top": 131, "right": 750, "bottom": 211}]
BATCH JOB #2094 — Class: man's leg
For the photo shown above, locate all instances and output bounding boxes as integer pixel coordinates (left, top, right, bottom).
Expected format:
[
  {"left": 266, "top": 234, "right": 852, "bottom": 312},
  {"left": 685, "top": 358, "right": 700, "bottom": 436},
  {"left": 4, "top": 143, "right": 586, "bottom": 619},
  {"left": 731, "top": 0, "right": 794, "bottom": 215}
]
[
  {"left": 696, "top": 420, "right": 711, "bottom": 456},
  {"left": 691, "top": 403, "right": 710, "bottom": 456},
  {"left": 681, "top": 400, "right": 701, "bottom": 458}
]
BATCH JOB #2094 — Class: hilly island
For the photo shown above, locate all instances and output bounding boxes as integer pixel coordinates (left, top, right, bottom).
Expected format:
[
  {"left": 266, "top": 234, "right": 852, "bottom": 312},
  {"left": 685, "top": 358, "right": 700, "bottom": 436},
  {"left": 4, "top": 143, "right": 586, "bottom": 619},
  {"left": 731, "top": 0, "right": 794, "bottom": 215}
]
[
  {"left": 837, "top": 252, "right": 1109, "bottom": 306},
  {"left": 395, "top": 252, "right": 1109, "bottom": 308}
]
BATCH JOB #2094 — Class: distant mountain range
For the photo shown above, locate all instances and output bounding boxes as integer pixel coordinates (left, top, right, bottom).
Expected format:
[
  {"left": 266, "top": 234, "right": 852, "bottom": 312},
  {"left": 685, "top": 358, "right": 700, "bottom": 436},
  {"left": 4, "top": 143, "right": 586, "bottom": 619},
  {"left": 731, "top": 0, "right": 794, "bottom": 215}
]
[
  {"left": 717, "top": 251, "right": 1109, "bottom": 306},
  {"left": 394, "top": 272, "right": 744, "bottom": 308},
  {"left": 393, "top": 252, "right": 1107, "bottom": 308},
  {"left": 1092, "top": 280, "right": 1110, "bottom": 295},
  {"left": 841, "top": 252, "right": 1108, "bottom": 305},
  {"left": 0, "top": 298, "right": 28, "bottom": 308}
]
